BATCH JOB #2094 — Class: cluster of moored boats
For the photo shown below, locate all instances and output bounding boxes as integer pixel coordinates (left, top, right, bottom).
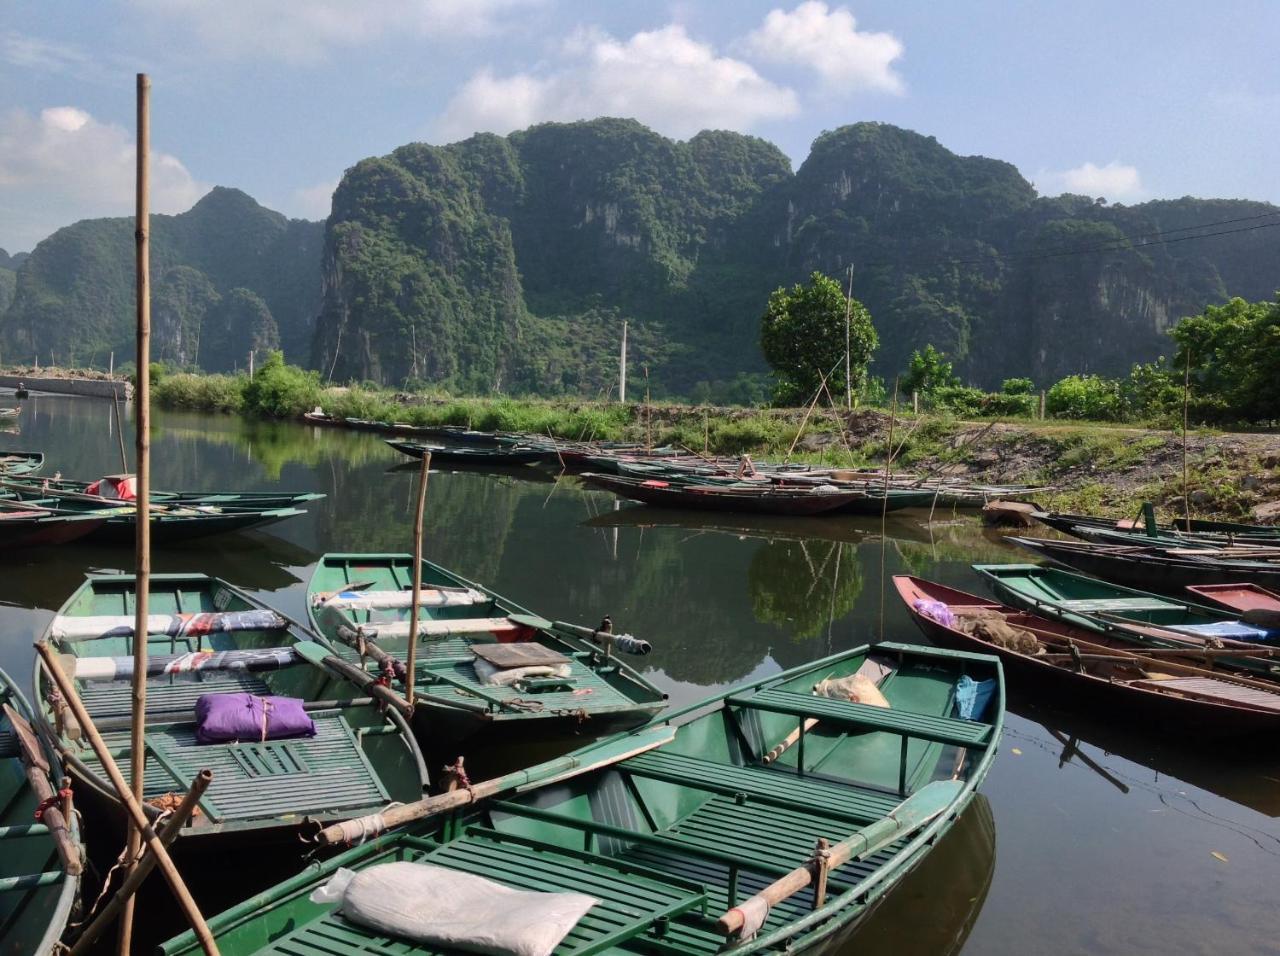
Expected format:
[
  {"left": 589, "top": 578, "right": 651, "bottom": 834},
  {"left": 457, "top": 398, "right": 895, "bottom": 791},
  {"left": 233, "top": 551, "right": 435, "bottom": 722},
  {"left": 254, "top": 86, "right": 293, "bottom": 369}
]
[
  {"left": 3, "top": 442, "right": 1007, "bottom": 955},
  {"left": 7, "top": 416, "right": 1280, "bottom": 956}
]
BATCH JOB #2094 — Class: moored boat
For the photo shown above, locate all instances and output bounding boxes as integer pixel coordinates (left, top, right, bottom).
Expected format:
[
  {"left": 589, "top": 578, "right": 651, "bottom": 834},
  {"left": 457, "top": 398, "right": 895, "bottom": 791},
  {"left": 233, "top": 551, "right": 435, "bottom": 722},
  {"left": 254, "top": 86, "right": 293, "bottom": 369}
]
[
  {"left": 1034, "top": 506, "right": 1280, "bottom": 545},
  {"left": 0, "top": 505, "right": 105, "bottom": 549},
  {"left": 896, "top": 575, "right": 1280, "bottom": 738},
  {"left": 1186, "top": 582, "right": 1280, "bottom": 617},
  {"left": 1, "top": 473, "right": 323, "bottom": 511},
  {"left": 307, "top": 553, "right": 667, "bottom": 750},
  {"left": 1, "top": 666, "right": 82, "bottom": 955},
  {"left": 0, "top": 450, "right": 44, "bottom": 475},
  {"left": 160, "top": 641, "right": 1003, "bottom": 955},
  {"left": 33, "top": 573, "right": 429, "bottom": 841},
  {"left": 578, "top": 471, "right": 886, "bottom": 516},
  {"left": 1006, "top": 535, "right": 1280, "bottom": 592},
  {"left": 972, "top": 562, "right": 1280, "bottom": 682},
  {"left": 385, "top": 438, "right": 545, "bottom": 466}
]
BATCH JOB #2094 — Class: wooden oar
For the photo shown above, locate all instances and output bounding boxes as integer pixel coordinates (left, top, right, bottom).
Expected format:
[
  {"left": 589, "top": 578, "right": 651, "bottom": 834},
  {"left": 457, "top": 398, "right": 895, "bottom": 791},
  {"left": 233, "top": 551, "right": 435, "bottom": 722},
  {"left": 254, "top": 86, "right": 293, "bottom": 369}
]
[
  {"left": 717, "top": 779, "right": 962, "bottom": 938},
  {"left": 762, "top": 718, "right": 817, "bottom": 765},
  {"left": 292, "top": 641, "right": 489, "bottom": 716},
  {"left": 309, "top": 724, "right": 676, "bottom": 846}
]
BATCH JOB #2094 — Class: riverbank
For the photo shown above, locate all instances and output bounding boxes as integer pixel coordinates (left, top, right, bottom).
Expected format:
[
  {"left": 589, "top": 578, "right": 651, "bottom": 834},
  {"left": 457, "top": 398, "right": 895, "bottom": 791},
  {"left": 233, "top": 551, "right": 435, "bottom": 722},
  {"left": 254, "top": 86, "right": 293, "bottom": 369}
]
[
  {"left": 147, "top": 366, "right": 1280, "bottom": 523},
  {"left": 0, "top": 365, "right": 132, "bottom": 399}
]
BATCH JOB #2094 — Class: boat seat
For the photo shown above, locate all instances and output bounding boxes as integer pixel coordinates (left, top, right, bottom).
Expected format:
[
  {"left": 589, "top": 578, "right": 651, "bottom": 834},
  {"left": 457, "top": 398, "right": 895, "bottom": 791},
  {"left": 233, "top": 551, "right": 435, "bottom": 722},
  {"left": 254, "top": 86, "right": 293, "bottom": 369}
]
[
  {"left": 1056, "top": 597, "right": 1176, "bottom": 612},
  {"left": 622, "top": 751, "right": 902, "bottom": 824},
  {"left": 86, "top": 712, "right": 390, "bottom": 824},
  {"left": 318, "top": 588, "right": 488, "bottom": 611},
  {"left": 728, "top": 689, "right": 992, "bottom": 748},
  {"left": 77, "top": 671, "right": 272, "bottom": 722},
  {"left": 0, "top": 730, "right": 15, "bottom": 759}
]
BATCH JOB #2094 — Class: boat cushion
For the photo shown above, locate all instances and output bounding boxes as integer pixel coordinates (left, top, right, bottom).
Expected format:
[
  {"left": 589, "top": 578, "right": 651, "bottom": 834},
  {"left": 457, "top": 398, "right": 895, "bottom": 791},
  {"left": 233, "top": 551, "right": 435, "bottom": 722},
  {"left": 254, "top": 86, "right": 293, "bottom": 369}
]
[
  {"left": 194, "top": 693, "right": 316, "bottom": 744},
  {"left": 1169, "top": 622, "right": 1275, "bottom": 642},
  {"left": 310, "top": 861, "right": 597, "bottom": 956},
  {"left": 316, "top": 587, "right": 488, "bottom": 610},
  {"left": 50, "top": 609, "right": 288, "bottom": 641}
]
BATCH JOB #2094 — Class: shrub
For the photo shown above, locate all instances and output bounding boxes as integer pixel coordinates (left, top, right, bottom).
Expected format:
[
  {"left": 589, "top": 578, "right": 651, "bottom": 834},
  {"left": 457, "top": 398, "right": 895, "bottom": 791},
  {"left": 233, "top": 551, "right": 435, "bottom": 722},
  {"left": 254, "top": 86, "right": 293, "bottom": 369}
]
[
  {"left": 1001, "top": 377, "right": 1034, "bottom": 396},
  {"left": 241, "top": 352, "right": 322, "bottom": 418},
  {"left": 1046, "top": 374, "right": 1125, "bottom": 421}
]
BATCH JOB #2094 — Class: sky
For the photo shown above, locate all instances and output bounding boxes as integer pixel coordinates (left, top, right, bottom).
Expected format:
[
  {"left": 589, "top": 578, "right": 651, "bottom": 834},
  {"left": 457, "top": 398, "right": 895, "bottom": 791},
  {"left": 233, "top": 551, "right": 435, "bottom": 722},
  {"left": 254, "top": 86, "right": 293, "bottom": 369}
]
[{"left": 2, "top": 0, "right": 1278, "bottom": 253}]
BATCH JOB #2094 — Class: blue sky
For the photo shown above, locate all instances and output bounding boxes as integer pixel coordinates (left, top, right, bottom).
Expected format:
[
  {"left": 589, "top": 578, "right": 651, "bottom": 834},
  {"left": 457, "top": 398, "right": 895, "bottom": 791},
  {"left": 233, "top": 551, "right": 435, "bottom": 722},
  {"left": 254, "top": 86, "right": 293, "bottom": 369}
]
[{"left": 2, "top": 0, "right": 1277, "bottom": 252}]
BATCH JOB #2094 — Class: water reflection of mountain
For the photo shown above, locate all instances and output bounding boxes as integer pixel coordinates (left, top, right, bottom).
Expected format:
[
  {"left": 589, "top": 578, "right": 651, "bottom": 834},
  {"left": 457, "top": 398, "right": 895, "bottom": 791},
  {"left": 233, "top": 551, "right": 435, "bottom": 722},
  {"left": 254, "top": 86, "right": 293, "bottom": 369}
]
[{"left": 830, "top": 795, "right": 996, "bottom": 956}]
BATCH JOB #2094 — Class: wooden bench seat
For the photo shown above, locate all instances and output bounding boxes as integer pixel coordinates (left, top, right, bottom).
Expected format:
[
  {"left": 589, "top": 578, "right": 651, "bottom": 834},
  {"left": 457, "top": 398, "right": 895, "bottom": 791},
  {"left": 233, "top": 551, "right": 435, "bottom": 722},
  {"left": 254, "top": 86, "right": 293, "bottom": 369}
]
[{"left": 728, "top": 688, "right": 991, "bottom": 748}]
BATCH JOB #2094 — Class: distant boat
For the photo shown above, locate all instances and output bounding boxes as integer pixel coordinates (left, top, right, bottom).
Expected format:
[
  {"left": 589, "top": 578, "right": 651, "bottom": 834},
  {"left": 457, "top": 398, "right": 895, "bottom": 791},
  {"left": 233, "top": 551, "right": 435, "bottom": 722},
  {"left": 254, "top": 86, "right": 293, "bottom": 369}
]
[{"left": 384, "top": 438, "right": 545, "bottom": 466}]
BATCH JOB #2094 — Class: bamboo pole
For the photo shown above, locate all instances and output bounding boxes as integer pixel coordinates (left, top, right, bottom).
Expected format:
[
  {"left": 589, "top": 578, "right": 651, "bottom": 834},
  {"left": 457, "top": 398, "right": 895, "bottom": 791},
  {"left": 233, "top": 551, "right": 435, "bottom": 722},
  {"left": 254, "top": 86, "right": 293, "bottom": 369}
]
[
  {"left": 69, "top": 770, "right": 212, "bottom": 956},
  {"left": 35, "top": 644, "right": 218, "bottom": 954},
  {"left": 618, "top": 320, "right": 627, "bottom": 403},
  {"left": 878, "top": 380, "right": 899, "bottom": 641},
  {"left": 843, "top": 265, "right": 854, "bottom": 410},
  {"left": 1182, "top": 348, "right": 1191, "bottom": 528},
  {"left": 112, "top": 395, "right": 128, "bottom": 473},
  {"left": 121, "top": 71, "right": 152, "bottom": 955},
  {"left": 405, "top": 451, "right": 430, "bottom": 710}
]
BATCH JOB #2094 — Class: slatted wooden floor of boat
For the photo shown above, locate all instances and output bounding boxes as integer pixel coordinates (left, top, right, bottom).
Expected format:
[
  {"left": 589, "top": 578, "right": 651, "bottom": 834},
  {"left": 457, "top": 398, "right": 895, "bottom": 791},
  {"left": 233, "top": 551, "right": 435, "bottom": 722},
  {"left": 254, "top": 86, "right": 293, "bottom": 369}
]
[
  {"left": 1130, "top": 677, "right": 1280, "bottom": 711},
  {"left": 79, "top": 711, "right": 390, "bottom": 824}
]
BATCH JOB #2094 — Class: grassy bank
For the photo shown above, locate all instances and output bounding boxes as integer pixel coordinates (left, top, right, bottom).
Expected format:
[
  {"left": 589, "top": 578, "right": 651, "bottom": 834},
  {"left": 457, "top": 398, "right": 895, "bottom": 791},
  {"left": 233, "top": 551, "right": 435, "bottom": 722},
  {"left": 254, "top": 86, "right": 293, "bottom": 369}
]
[{"left": 149, "top": 361, "right": 1280, "bottom": 522}]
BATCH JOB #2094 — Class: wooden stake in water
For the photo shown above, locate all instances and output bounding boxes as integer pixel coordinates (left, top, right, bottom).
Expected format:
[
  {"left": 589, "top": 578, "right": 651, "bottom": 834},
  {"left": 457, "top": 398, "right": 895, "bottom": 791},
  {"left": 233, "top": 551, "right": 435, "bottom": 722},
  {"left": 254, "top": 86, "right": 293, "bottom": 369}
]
[
  {"left": 405, "top": 450, "right": 431, "bottom": 711},
  {"left": 112, "top": 394, "right": 128, "bottom": 473},
  {"left": 618, "top": 320, "right": 627, "bottom": 404},
  {"left": 120, "top": 71, "right": 152, "bottom": 955}
]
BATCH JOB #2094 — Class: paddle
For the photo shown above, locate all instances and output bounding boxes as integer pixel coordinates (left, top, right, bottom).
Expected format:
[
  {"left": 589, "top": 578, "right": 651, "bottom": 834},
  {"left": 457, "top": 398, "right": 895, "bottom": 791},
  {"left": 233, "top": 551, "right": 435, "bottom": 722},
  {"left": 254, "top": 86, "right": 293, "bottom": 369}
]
[
  {"left": 307, "top": 723, "right": 676, "bottom": 846},
  {"left": 717, "top": 779, "right": 963, "bottom": 938}
]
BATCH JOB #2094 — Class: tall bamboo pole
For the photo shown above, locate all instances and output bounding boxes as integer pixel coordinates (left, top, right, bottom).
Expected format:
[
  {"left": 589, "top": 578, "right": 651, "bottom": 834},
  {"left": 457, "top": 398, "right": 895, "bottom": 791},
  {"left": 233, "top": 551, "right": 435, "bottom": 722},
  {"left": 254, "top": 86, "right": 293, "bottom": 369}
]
[
  {"left": 618, "top": 320, "right": 627, "bottom": 404},
  {"left": 405, "top": 451, "right": 430, "bottom": 709},
  {"left": 878, "top": 380, "right": 899, "bottom": 641},
  {"left": 1182, "top": 348, "right": 1191, "bottom": 527},
  {"left": 120, "top": 71, "right": 152, "bottom": 955},
  {"left": 843, "top": 265, "right": 854, "bottom": 410}
]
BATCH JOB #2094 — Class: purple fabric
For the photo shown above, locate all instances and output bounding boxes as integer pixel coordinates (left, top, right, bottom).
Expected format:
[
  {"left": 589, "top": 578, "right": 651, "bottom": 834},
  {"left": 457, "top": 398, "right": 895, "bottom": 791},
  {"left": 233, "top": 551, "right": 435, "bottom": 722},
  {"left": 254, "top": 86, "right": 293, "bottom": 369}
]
[
  {"left": 913, "top": 599, "right": 956, "bottom": 628},
  {"left": 194, "top": 693, "right": 316, "bottom": 744}
]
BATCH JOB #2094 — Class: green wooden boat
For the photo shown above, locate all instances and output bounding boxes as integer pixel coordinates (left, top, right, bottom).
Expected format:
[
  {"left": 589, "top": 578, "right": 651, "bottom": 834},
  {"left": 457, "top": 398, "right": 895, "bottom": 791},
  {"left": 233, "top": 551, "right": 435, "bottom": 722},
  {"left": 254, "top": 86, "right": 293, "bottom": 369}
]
[
  {"left": 33, "top": 573, "right": 429, "bottom": 840},
  {"left": 0, "top": 486, "right": 310, "bottom": 545},
  {"left": 307, "top": 554, "right": 667, "bottom": 747},
  {"left": 973, "top": 562, "right": 1280, "bottom": 681},
  {"left": 385, "top": 438, "right": 546, "bottom": 466},
  {"left": 1, "top": 666, "right": 82, "bottom": 955},
  {"left": 160, "top": 642, "right": 1003, "bottom": 955},
  {"left": 2, "top": 473, "right": 323, "bottom": 511},
  {"left": 0, "top": 451, "right": 44, "bottom": 476}
]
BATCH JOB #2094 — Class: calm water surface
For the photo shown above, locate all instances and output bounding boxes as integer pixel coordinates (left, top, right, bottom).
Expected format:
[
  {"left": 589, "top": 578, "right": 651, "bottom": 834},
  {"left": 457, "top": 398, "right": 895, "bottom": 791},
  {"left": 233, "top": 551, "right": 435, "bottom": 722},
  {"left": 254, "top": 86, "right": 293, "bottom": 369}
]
[{"left": 3, "top": 395, "right": 1279, "bottom": 955}]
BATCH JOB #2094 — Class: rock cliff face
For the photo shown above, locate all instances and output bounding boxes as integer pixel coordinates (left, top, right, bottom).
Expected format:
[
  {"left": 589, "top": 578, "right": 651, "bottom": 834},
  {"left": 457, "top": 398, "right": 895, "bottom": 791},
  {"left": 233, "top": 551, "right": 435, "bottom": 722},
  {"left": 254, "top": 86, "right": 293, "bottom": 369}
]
[
  {"left": 314, "top": 120, "right": 1278, "bottom": 392},
  {"left": 1, "top": 188, "right": 322, "bottom": 371},
  {"left": 5, "top": 121, "right": 1275, "bottom": 391}
]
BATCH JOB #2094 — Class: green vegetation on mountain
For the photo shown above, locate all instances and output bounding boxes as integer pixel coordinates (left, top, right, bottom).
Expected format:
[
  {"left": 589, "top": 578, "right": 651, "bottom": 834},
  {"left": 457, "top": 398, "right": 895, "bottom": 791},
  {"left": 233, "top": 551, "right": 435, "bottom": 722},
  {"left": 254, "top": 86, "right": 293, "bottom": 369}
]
[
  {"left": 1, "top": 188, "right": 322, "bottom": 370},
  {"left": 4, "top": 120, "right": 1276, "bottom": 399}
]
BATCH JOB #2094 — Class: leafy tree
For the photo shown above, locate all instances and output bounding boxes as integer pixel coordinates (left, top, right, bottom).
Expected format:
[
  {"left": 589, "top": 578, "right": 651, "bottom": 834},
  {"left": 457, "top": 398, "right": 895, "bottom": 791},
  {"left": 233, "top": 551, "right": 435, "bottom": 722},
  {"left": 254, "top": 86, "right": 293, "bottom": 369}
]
[
  {"left": 760, "top": 271, "right": 877, "bottom": 406},
  {"left": 1001, "top": 377, "right": 1034, "bottom": 396},
  {"left": 901, "top": 344, "right": 960, "bottom": 396},
  {"left": 1168, "top": 295, "right": 1280, "bottom": 424},
  {"left": 241, "top": 351, "right": 321, "bottom": 417}
]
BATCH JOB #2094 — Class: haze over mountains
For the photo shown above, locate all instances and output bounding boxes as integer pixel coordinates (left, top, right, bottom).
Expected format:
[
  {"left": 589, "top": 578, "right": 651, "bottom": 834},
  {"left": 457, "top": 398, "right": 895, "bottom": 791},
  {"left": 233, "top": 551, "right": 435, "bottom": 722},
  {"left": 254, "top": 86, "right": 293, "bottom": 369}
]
[{"left": 3, "top": 120, "right": 1275, "bottom": 395}]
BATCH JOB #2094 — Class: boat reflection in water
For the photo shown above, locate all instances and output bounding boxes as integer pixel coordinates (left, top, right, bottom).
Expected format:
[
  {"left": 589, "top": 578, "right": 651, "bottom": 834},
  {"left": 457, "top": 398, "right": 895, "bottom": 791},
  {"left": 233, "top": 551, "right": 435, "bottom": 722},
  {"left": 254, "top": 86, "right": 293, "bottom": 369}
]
[{"left": 829, "top": 795, "right": 996, "bottom": 955}]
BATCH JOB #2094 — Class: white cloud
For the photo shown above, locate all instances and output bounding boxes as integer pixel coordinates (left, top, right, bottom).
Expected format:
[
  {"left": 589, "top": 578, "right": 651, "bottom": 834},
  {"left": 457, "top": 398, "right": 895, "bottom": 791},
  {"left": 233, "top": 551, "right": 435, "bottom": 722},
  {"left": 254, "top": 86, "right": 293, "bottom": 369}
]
[
  {"left": 0, "top": 31, "right": 101, "bottom": 79},
  {"left": 130, "top": 0, "right": 541, "bottom": 63},
  {"left": 741, "top": 2, "right": 904, "bottom": 94},
  {"left": 1036, "top": 161, "right": 1144, "bottom": 201},
  {"left": 437, "top": 24, "right": 799, "bottom": 141},
  {"left": 289, "top": 179, "right": 340, "bottom": 221},
  {"left": 0, "top": 107, "right": 207, "bottom": 252}
]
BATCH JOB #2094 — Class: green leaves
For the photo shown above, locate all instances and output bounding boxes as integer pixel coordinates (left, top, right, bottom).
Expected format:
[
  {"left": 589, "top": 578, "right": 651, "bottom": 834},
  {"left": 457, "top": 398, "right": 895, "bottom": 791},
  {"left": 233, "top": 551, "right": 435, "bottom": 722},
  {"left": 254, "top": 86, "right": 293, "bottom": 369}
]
[{"left": 760, "top": 271, "right": 877, "bottom": 406}]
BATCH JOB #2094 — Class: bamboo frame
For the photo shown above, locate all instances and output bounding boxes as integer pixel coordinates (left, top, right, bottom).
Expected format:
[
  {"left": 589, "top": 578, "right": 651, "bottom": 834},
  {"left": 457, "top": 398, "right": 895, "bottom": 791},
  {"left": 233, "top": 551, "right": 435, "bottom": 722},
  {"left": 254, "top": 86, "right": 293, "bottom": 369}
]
[
  {"left": 34, "top": 643, "right": 218, "bottom": 954},
  {"left": 406, "top": 451, "right": 430, "bottom": 711}
]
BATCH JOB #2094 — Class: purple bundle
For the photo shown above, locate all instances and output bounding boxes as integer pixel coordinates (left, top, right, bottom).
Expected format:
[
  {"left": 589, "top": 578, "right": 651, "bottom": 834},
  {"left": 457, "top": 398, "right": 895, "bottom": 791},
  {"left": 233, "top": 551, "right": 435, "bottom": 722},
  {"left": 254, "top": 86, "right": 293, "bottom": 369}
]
[{"left": 194, "top": 693, "right": 316, "bottom": 744}]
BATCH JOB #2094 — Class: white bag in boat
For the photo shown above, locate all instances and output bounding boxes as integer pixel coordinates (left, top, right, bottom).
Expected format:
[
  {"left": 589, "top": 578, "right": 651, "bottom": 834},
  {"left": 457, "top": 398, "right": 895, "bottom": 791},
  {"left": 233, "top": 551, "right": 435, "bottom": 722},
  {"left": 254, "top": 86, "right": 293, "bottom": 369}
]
[
  {"left": 813, "top": 673, "right": 890, "bottom": 708},
  {"left": 473, "top": 659, "right": 572, "bottom": 687},
  {"left": 310, "top": 862, "right": 598, "bottom": 956}
]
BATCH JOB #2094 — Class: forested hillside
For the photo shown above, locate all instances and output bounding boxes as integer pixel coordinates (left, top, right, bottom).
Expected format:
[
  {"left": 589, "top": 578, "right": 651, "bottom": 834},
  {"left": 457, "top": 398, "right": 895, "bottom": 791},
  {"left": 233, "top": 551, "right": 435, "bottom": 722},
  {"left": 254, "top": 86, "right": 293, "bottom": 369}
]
[
  {"left": 4, "top": 120, "right": 1275, "bottom": 394},
  {"left": 1, "top": 189, "right": 322, "bottom": 371}
]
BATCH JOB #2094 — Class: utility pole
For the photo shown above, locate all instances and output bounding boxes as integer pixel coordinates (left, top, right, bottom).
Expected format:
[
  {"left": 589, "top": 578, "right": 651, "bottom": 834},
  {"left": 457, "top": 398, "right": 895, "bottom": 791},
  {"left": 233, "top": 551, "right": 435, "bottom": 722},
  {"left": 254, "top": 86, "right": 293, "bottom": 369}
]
[{"left": 619, "top": 320, "right": 628, "bottom": 403}]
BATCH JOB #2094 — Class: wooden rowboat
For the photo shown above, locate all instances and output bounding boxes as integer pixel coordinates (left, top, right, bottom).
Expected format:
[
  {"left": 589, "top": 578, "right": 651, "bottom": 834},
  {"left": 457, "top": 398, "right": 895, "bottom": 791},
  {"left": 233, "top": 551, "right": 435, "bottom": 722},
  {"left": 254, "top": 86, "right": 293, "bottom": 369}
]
[
  {"left": 1187, "top": 583, "right": 1280, "bottom": 616},
  {"left": 1034, "top": 507, "right": 1280, "bottom": 545},
  {"left": 1006, "top": 535, "right": 1280, "bottom": 592},
  {"left": 384, "top": 438, "right": 546, "bottom": 466},
  {"left": 578, "top": 472, "right": 881, "bottom": 516},
  {"left": 1, "top": 474, "right": 323, "bottom": 512},
  {"left": 0, "top": 451, "right": 44, "bottom": 476},
  {"left": 972, "top": 562, "right": 1280, "bottom": 682},
  {"left": 1, "top": 666, "right": 82, "bottom": 955},
  {"left": 896, "top": 575, "right": 1280, "bottom": 738},
  {"left": 0, "top": 507, "right": 105, "bottom": 548},
  {"left": 33, "top": 573, "right": 429, "bottom": 841},
  {"left": 307, "top": 554, "right": 667, "bottom": 750},
  {"left": 160, "top": 641, "right": 1002, "bottom": 955}
]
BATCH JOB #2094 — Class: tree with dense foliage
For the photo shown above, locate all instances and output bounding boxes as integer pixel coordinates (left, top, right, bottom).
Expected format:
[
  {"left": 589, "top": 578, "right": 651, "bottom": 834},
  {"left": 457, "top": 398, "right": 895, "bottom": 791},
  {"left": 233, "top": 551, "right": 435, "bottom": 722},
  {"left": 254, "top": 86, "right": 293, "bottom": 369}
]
[
  {"left": 760, "top": 271, "right": 876, "bottom": 405},
  {"left": 1001, "top": 377, "right": 1034, "bottom": 395},
  {"left": 1045, "top": 374, "right": 1126, "bottom": 420},
  {"left": 1167, "top": 296, "right": 1280, "bottom": 424},
  {"left": 901, "top": 344, "right": 960, "bottom": 396}
]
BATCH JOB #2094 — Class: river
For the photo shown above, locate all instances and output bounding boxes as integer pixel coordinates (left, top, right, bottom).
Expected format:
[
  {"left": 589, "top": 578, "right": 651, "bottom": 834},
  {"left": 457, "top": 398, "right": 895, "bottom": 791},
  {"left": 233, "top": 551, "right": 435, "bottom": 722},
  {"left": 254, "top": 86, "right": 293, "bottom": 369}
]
[{"left": 3, "top": 394, "right": 1278, "bottom": 954}]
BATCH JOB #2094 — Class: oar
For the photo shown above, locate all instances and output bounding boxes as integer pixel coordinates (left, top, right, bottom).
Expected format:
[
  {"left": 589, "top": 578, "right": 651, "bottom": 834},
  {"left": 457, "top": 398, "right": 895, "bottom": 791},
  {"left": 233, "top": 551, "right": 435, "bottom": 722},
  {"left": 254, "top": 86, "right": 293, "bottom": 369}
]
[
  {"left": 717, "top": 779, "right": 963, "bottom": 938},
  {"left": 511, "top": 614, "right": 654, "bottom": 656},
  {"left": 308, "top": 723, "right": 676, "bottom": 846},
  {"left": 762, "top": 718, "right": 817, "bottom": 765},
  {"left": 292, "top": 640, "right": 489, "bottom": 716}
]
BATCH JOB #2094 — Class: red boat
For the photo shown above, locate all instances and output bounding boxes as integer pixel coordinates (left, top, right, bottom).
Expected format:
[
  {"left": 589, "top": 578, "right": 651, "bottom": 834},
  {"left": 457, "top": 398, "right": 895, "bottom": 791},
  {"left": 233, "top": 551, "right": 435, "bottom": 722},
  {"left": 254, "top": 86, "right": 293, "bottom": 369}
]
[
  {"left": 1186, "top": 583, "right": 1280, "bottom": 616},
  {"left": 894, "top": 575, "right": 1280, "bottom": 739}
]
